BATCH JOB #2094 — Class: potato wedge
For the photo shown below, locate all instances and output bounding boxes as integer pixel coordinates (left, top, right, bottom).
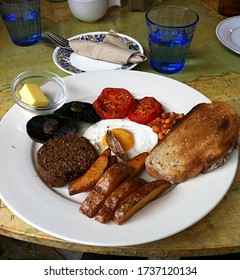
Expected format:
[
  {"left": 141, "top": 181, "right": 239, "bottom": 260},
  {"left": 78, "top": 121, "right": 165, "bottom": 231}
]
[
  {"left": 79, "top": 162, "right": 134, "bottom": 218},
  {"left": 126, "top": 152, "right": 148, "bottom": 177},
  {"left": 68, "top": 148, "right": 111, "bottom": 195},
  {"left": 95, "top": 177, "right": 146, "bottom": 224},
  {"left": 106, "top": 130, "right": 128, "bottom": 161},
  {"left": 79, "top": 152, "right": 148, "bottom": 218},
  {"left": 112, "top": 180, "right": 171, "bottom": 225}
]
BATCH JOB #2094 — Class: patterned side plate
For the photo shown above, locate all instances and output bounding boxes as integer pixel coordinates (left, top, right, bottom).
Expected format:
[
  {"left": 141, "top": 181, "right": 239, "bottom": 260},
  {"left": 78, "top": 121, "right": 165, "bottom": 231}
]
[{"left": 52, "top": 31, "right": 145, "bottom": 74}]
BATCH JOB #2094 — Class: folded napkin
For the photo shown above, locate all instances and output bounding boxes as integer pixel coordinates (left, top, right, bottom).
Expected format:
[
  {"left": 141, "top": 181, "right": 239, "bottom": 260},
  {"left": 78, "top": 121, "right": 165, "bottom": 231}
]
[{"left": 69, "top": 30, "right": 147, "bottom": 64}]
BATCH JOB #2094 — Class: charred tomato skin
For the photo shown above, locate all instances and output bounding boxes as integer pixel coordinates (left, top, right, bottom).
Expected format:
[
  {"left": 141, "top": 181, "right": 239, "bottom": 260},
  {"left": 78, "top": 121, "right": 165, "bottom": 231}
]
[
  {"left": 128, "top": 97, "right": 163, "bottom": 124},
  {"left": 26, "top": 114, "right": 76, "bottom": 143},
  {"left": 93, "top": 88, "right": 135, "bottom": 119}
]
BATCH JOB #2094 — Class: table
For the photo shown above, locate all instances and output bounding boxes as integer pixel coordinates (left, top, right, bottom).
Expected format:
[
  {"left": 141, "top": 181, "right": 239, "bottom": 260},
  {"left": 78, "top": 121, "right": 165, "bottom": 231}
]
[{"left": 0, "top": 0, "right": 240, "bottom": 259}]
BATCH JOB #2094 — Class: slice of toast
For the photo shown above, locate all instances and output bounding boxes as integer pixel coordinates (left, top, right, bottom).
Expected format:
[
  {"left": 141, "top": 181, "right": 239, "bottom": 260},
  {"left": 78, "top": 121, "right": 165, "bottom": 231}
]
[{"left": 145, "top": 101, "right": 240, "bottom": 184}]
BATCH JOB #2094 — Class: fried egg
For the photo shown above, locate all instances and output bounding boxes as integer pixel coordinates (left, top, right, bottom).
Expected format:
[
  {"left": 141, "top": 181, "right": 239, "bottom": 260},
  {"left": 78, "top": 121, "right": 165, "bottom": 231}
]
[{"left": 83, "top": 119, "right": 158, "bottom": 159}]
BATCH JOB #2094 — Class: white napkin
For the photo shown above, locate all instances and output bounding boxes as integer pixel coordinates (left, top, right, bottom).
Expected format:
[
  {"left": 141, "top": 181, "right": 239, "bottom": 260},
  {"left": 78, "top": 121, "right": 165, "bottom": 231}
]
[{"left": 69, "top": 30, "right": 147, "bottom": 64}]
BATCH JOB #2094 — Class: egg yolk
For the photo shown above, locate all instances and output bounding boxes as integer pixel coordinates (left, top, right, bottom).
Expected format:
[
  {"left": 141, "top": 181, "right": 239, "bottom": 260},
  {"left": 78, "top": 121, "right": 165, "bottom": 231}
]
[{"left": 102, "top": 128, "right": 134, "bottom": 151}]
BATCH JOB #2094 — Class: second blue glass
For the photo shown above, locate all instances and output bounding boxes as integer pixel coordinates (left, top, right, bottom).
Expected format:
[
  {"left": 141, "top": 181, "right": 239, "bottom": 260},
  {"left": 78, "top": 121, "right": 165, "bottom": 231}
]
[{"left": 146, "top": 6, "right": 199, "bottom": 74}]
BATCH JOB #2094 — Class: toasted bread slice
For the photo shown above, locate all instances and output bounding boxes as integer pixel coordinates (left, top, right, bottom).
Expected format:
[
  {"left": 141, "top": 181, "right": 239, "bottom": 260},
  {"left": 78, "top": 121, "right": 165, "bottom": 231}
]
[{"left": 145, "top": 101, "right": 240, "bottom": 184}]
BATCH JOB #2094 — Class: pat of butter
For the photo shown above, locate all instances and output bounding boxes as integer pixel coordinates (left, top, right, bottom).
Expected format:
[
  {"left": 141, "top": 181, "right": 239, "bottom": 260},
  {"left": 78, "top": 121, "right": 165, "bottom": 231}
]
[{"left": 19, "top": 83, "right": 49, "bottom": 107}]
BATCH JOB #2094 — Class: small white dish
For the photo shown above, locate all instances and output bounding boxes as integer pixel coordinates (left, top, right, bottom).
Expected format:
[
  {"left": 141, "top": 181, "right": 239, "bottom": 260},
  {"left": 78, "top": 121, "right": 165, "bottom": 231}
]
[
  {"left": 52, "top": 31, "right": 145, "bottom": 74},
  {"left": 11, "top": 70, "right": 67, "bottom": 114},
  {"left": 216, "top": 15, "right": 240, "bottom": 54}
]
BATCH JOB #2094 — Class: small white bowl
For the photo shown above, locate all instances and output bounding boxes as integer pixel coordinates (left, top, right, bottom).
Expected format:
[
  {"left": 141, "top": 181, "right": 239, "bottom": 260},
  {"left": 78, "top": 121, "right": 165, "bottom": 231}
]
[{"left": 11, "top": 70, "right": 67, "bottom": 114}]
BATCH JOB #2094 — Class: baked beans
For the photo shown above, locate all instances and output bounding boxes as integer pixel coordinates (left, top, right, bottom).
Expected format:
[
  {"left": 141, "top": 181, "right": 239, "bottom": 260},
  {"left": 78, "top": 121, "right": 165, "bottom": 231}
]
[{"left": 148, "top": 112, "right": 185, "bottom": 140}]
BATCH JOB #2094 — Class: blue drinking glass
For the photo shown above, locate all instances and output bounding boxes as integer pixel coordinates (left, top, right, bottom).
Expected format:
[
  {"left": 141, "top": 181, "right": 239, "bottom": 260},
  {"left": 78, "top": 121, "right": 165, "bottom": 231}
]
[
  {"left": 0, "top": 0, "right": 41, "bottom": 46},
  {"left": 146, "top": 6, "right": 199, "bottom": 74}
]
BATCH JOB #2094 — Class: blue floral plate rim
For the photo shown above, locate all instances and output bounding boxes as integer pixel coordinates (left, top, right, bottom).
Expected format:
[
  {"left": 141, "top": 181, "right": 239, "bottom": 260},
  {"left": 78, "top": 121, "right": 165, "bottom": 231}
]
[{"left": 52, "top": 31, "right": 145, "bottom": 75}]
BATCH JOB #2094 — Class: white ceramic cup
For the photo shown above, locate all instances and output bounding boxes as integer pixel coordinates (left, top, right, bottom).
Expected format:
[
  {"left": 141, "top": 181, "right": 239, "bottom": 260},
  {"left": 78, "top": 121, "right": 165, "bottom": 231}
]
[{"left": 67, "top": 0, "right": 121, "bottom": 22}]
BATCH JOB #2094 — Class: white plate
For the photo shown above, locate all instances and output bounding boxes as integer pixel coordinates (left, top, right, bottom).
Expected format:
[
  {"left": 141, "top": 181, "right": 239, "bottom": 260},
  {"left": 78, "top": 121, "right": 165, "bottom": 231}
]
[
  {"left": 216, "top": 16, "right": 240, "bottom": 54},
  {"left": 0, "top": 70, "right": 238, "bottom": 246},
  {"left": 52, "top": 32, "right": 144, "bottom": 74}
]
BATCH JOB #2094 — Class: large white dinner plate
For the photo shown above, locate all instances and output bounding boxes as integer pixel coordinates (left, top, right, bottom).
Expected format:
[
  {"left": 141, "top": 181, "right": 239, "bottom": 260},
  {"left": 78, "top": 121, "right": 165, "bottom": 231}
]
[
  {"left": 52, "top": 31, "right": 144, "bottom": 74},
  {"left": 0, "top": 71, "right": 238, "bottom": 247},
  {"left": 216, "top": 16, "right": 240, "bottom": 54}
]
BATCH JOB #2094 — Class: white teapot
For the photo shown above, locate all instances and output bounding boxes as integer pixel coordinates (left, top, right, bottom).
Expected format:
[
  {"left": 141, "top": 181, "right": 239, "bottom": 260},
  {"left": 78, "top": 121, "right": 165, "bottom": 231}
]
[{"left": 67, "top": 0, "right": 121, "bottom": 22}]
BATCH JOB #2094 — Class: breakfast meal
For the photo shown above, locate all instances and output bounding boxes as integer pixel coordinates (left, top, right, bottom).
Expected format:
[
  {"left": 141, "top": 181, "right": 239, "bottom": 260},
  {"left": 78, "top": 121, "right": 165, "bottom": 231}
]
[
  {"left": 25, "top": 85, "right": 239, "bottom": 225},
  {"left": 37, "top": 134, "right": 98, "bottom": 187},
  {"left": 145, "top": 101, "right": 240, "bottom": 184}
]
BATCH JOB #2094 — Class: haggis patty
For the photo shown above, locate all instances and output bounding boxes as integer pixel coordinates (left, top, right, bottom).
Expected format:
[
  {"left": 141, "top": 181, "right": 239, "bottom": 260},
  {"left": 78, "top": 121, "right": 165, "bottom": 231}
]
[{"left": 37, "top": 134, "right": 98, "bottom": 187}]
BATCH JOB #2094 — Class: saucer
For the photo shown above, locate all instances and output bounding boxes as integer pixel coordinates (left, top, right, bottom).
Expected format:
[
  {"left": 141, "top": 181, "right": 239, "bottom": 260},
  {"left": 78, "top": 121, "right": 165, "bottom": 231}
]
[
  {"left": 52, "top": 31, "right": 144, "bottom": 74},
  {"left": 216, "top": 16, "right": 240, "bottom": 54}
]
